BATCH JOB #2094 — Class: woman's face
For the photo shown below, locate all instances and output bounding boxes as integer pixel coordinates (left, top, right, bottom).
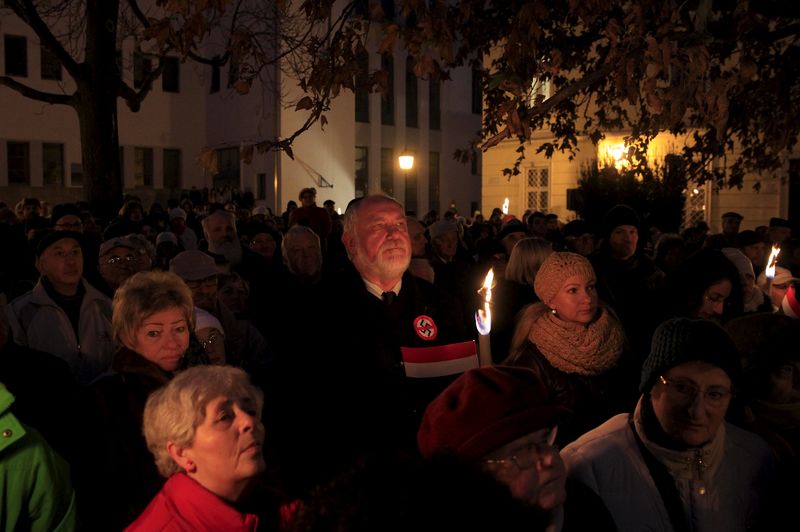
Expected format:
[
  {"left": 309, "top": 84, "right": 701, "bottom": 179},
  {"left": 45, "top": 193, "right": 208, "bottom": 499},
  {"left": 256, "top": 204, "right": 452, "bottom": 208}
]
[
  {"left": 197, "top": 327, "right": 226, "bottom": 365},
  {"left": 549, "top": 274, "right": 598, "bottom": 325},
  {"left": 650, "top": 361, "right": 733, "bottom": 447},
  {"left": 768, "top": 361, "right": 800, "bottom": 404},
  {"left": 695, "top": 279, "right": 732, "bottom": 319},
  {"left": 130, "top": 307, "right": 190, "bottom": 371},
  {"left": 249, "top": 232, "right": 276, "bottom": 259},
  {"left": 182, "top": 395, "right": 266, "bottom": 501}
]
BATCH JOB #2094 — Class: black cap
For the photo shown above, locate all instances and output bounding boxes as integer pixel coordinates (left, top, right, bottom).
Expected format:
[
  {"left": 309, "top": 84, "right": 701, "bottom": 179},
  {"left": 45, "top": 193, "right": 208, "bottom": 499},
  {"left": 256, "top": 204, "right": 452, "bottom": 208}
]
[
  {"left": 603, "top": 204, "right": 640, "bottom": 235},
  {"left": 496, "top": 219, "right": 526, "bottom": 241},
  {"left": 563, "top": 219, "right": 593, "bottom": 239},
  {"left": 721, "top": 211, "right": 743, "bottom": 221},
  {"left": 34, "top": 230, "right": 83, "bottom": 257},
  {"left": 769, "top": 217, "right": 791, "bottom": 228}
]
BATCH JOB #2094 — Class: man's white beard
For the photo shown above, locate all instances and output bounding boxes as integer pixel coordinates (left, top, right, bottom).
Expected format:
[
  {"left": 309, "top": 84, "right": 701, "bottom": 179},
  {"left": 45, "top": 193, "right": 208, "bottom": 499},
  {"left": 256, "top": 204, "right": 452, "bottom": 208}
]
[{"left": 209, "top": 240, "right": 243, "bottom": 266}]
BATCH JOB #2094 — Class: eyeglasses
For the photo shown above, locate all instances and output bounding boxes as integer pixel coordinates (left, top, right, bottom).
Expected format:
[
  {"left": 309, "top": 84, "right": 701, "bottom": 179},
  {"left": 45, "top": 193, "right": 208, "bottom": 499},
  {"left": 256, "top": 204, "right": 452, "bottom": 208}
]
[
  {"left": 703, "top": 292, "right": 727, "bottom": 305},
  {"left": 481, "top": 427, "right": 558, "bottom": 471},
  {"left": 106, "top": 255, "right": 137, "bottom": 265},
  {"left": 186, "top": 278, "right": 218, "bottom": 290},
  {"left": 658, "top": 376, "right": 733, "bottom": 407},
  {"left": 201, "top": 331, "right": 222, "bottom": 351},
  {"left": 55, "top": 222, "right": 83, "bottom": 230}
]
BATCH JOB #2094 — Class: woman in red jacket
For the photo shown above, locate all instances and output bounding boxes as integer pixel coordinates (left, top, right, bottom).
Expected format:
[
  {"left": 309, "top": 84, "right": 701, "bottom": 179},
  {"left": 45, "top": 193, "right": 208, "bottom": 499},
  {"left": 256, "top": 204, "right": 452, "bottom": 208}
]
[{"left": 127, "top": 365, "right": 270, "bottom": 531}]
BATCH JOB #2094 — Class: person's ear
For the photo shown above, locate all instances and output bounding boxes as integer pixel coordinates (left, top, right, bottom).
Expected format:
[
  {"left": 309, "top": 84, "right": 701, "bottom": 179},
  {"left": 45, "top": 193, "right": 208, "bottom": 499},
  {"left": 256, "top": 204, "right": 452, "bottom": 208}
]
[
  {"left": 342, "top": 231, "right": 356, "bottom": 256},
  {"left": 167, "top": 441, "right": 196, "bottom": 473}
]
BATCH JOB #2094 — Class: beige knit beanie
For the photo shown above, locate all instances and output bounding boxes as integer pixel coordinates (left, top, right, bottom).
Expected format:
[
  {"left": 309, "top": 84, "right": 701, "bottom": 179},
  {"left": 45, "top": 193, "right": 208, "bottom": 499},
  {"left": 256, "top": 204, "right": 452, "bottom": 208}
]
[{"left": 533, "top": 251, "right": 596, "bottom": 305}]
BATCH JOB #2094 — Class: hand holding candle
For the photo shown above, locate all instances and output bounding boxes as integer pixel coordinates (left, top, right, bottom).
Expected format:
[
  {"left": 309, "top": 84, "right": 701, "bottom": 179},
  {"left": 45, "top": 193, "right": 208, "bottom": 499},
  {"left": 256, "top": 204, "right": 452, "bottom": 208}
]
[{"left": 475, "top": 268, "right": 494, "bottom": 367}]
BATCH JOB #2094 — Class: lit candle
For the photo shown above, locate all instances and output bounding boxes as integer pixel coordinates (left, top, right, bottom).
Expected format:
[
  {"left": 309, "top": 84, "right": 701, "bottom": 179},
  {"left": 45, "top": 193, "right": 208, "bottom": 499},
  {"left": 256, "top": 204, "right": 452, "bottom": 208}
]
[
  {"left": 765, "top": 244, "right": 781, "bottom": 279},
  {"left": 475, "top": 268, "right": 494, "bottom": 366},
  {"left": 502, "top": 198, "right": 509, "bottom": 216}
]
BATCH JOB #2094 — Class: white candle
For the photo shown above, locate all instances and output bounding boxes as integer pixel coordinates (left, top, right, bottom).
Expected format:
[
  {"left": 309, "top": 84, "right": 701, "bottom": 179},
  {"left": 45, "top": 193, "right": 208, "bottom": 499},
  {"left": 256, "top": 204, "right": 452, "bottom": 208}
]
[{"left": 475, "top": 268, "right": 494, "bottom": 366}]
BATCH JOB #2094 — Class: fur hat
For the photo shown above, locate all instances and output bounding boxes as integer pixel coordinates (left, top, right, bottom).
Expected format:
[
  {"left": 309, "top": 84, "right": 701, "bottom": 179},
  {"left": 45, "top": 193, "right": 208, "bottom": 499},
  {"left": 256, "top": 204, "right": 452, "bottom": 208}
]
[
  {"left": 533, "top": 251, "right": 596, "bottom": 305},
  {"left": 640, "top": 318, "right": 741, "bottom": 392},
  {"left": 169, "top": 250, "right": 217, "bottom": 281},
  {"left": 721, "top": 248, "right": 754, "bottom": 278},
  {"left": 496, "top": 219, "right": 527, "bottom": 242},
  {"left": 429, "top": 220, "right": 458, "bottom": 239},
  {"left": 417, "top": 366, "right": 569, "bottom": 461},
  {"left": 603, "top": 204, "right": 640, "bottom": 236}
]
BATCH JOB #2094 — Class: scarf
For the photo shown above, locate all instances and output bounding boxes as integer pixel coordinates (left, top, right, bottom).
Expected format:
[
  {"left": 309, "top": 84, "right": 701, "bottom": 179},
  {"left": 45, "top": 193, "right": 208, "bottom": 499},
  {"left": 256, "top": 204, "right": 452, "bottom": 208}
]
[{"left": 529, "top": 304, "right": 624, "bottom": 376}]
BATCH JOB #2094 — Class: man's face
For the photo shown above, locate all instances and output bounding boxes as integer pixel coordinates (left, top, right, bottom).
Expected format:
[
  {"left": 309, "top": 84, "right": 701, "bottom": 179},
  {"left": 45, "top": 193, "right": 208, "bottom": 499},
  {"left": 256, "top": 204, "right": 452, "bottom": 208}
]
[
  {"left": 36, "top": 238, "right": 83, "bottom": 292},
  {"left": 722, "top": 217, "right": 741, "bottom": 236},
  {"left": 22, "top": 203, "right": 42, "bottom": 220},
  {"left": 769, "top": 226, "right": 792, "bottom": 245},
  {"left": 205, "top": 214, "right": 237, "bottom": 246},
  {"left": 185, "top": 276, "right": 218, "bottom": 312},
  {"left": 433, "top": 232, "right": 458, "bottom": 261},
  {"left": 284, "top": 231, "right": 322, "bottom": 279},
  {"left": 54, "top": 215, "right": 84, "bottom": 233},
  {"left": 407, "top": 218, "right": 428, "bottom": 257},
  {"left": 530, "top": 217, "right": 547, "bottom": 237},
  {"left": 482, "top": 427, "right": 566, "bottom": 511},
  {"left": 98, "top": 246, "right": 138, "bottom": 289},
  {"left": 741, "top": 242, "right": 767, "bottom": 268},
  {"left": 300, "top": 191, "right": 316, "bottom": 208},
  {"left": 343, "top": 198, "right": 411, "bottom": 287},
  {"left": 608, "top": 225, "right": 638, "bottom": 260}
]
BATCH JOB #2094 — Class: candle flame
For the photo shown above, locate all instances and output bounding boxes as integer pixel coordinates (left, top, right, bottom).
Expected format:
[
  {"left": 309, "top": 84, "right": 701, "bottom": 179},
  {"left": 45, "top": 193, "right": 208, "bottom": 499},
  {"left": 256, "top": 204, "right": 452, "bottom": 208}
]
[
  {"left": 502, "top": 198, "right": 509, "bottom": 216},
  {"left": 475, "top": 268, "right": 494, "bottom": 335},
  {"left": 766, "top": 245, "right": 781, "bottom": 279}
]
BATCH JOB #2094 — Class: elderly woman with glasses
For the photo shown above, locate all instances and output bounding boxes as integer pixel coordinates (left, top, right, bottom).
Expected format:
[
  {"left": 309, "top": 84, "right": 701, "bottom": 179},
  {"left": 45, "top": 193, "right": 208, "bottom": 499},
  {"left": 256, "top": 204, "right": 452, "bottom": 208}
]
[
  {"left": 417, "top": 366, "right": 618, "bottom": 532},
  {"left": 561, "top": 318, "right": 776, "bottom": 532},
  {"left": 126, "top": 365, "right": 271, "bottom": 531}
]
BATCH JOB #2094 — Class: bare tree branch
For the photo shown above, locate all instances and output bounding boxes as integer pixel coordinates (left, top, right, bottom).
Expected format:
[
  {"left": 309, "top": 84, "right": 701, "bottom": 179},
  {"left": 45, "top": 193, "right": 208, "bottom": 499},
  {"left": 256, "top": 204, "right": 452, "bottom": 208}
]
[{"left": 0, "top": 75, "right": 74, "bottom": 106}]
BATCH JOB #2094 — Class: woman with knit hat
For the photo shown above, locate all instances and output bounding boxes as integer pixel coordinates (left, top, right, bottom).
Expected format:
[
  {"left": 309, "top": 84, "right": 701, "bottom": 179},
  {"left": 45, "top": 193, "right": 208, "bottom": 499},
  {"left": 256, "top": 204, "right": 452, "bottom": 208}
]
[
  {"left": 505, "top": 251, "right": 637, "bottom": 445},
  {"left": 561, "top": 318, "right": 776, "bottom": 532}
]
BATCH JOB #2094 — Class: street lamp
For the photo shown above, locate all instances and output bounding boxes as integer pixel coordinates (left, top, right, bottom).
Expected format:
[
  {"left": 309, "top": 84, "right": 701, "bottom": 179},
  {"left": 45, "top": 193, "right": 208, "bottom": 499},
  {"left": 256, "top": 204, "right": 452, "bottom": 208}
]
[{"left": 398, "top": 151, "right": 415, "bottom": 170}]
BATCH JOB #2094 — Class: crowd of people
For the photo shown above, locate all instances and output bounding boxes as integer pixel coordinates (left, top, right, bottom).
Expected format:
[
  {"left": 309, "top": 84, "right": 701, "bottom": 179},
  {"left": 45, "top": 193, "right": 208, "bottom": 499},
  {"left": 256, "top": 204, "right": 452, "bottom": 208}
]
[{"left": 0, "top": 187, "right": 798, "bottom": 531}]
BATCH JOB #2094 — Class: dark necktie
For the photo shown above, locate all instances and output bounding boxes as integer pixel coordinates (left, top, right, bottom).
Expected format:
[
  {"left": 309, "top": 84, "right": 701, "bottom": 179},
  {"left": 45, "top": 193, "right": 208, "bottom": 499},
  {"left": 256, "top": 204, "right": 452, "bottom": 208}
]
[{"left": 382, "top": 291, "right": 396, "bottom": 305}]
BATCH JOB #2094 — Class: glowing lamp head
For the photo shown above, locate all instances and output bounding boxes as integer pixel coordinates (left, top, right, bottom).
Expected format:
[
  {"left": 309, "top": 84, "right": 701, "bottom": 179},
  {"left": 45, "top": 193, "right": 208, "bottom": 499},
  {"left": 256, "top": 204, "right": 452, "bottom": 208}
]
[
  {"left": 399, "top": 153, "right": 415, "bottom": 170},
  {"left": 502, "top": 198, "right": 509, "bottom": 216}
]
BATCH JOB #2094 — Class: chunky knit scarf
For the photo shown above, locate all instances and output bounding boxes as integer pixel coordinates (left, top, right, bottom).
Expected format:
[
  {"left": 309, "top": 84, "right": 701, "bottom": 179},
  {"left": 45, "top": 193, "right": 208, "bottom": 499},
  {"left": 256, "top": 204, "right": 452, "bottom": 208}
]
[{"left": 529, "top": 304, "right": 624, "bottom": 376}]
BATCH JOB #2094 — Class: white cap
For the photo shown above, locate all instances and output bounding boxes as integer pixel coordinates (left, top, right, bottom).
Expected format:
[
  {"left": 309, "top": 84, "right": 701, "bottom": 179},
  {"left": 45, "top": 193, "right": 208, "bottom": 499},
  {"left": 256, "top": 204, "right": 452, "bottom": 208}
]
[
  {"left": 169, "top": 207, "right": 187, "bottom": 220},
  {"left": 194, "top": 308, "right": 224, "bottom": 335}
]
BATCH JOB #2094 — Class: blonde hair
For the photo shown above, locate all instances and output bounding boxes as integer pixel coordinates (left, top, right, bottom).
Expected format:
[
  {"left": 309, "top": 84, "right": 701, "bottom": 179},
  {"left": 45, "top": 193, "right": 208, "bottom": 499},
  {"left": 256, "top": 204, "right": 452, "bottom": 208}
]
[
  {"left": 112, "top": 270, "right": 194, "bottom": 348},
  {"left": 143, "top": 365, "right": 264, "bottom": 477},
  {"left": 505, "top": 302, "right": 551, "bottom": 362},
  {"left": 505, "top": 237, "right": 553, "bottom": 286}
]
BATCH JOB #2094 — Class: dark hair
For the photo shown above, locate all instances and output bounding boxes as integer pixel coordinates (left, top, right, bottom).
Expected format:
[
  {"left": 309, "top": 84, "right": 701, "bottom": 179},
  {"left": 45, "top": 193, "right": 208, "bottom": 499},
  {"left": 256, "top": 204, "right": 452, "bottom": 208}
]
[{"left": 666, "top": 248, "right": 743, "bottom": 321}]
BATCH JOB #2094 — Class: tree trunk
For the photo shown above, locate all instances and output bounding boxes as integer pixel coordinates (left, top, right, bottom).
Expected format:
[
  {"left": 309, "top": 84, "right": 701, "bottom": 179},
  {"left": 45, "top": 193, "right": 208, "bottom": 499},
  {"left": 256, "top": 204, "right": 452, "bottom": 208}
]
[{"left": 76, "top": 0, "right": 122, "bottom": 223}]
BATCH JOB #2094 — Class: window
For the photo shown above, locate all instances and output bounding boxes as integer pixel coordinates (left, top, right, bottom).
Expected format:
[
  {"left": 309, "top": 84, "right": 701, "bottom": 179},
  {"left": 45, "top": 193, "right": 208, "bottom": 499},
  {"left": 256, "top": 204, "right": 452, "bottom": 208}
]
[
  {"left": 471, "top": 148, "right": 480, "bottom": 176},
  {"left": 429, "top": 151, "right": 440, "bottom": 212},
  {"left": 471, "top": 68, "right": 482, "bottom": 114},
  {"left": 403, "top": 154, "right": 418, "bottom": 215},
  {"left": 134, "top": 147, "right": 154, "bottom": 187},
  {"left": 42, "top": 143, "right": 64, "bottom": 185},
  {"left": 210, "top": 63, "right": 220, "bottom": 93},
  {"left": 257, "top": 173, "right": 266, "bottom": 199},
  {"left": 526, "top": 165, "right": 550, "bottom": 211},
  {"left": 70, "top": 163, "right": 83, "bottom": 187},
  {"left": 355, "top": 50, "right": 370, "bottom": 123},
  {"left": 355, "top": 146, "right": 369, "bottom": 198},
  {"left": 528, "top": 78, "right": 551, "bottom": 107},
  {"left": 134, "top": 51, "right": 152, "bottom": 89},
  {"left": 405, "top": 56, "right": 418, "bottom": 127},
  {"left": 215, "top": 147, "right": 240, "bottom": 187},
  {"left": 162, "top": 57, "right": 180, "bottom": 93},
  {"left": 381, "top": 55, "right": 394, "bottom": 125},
  {"left": 4, "top": 35, "right": 27, "bottom": 77},
  {"left": 380, "top": 148, "right": 394, "bottom": 196},
  {"left": 7, "top": 141, "right": 30, "bottom": 184},
  {"left": 429, "top": 78, "right": 440, "bottom": 130},
  {"left": 40, "top": 46, "right": 61, "bottom": 81},
  {"left": 163, "top": 149, "right": 181, "bottom": 189}
]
